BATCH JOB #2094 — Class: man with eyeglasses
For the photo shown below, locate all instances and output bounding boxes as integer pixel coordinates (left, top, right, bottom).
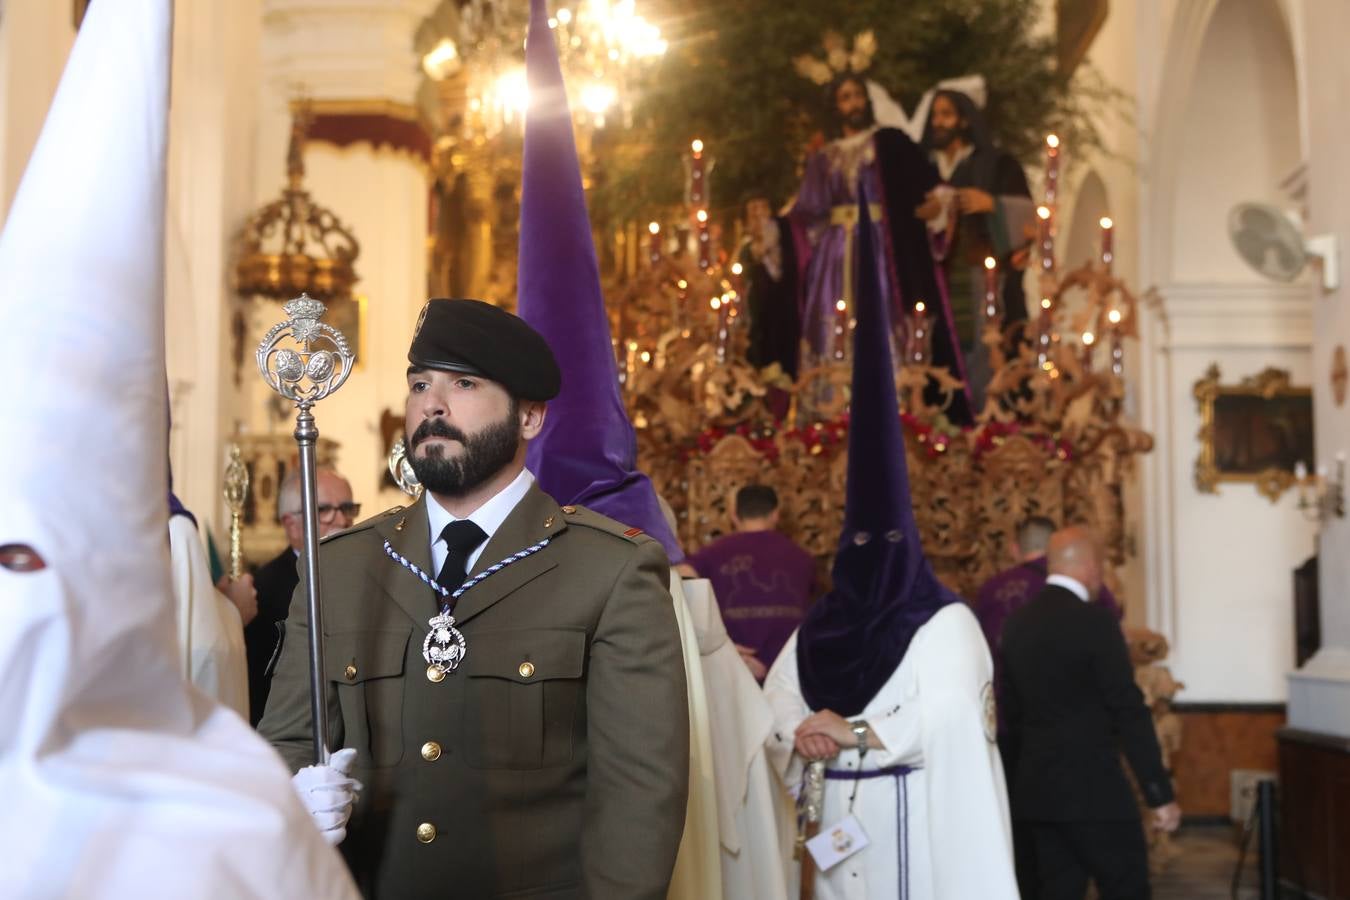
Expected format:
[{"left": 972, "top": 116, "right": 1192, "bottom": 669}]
[{"left": 245, "top": 466, "right": 358, "bottom": 726}]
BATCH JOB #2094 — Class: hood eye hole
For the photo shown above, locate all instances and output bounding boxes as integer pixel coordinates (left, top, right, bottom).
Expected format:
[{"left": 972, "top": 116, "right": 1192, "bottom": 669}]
[{"left": 0, "top": 544, "right": 47, "bottom": 573}]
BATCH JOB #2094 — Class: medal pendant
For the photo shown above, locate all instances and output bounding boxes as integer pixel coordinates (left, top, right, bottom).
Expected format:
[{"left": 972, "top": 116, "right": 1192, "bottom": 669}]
[{"left": 423, "top": 612, "right": 467, "bottom": 676}]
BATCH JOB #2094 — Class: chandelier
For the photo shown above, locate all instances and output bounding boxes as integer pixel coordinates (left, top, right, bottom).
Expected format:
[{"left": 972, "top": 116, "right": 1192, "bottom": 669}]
[
  {"left": 234, "top": 106, "right": 360, "bottom": 302},
  {"left": 415, "top": 0, "right": 666, "bottom": 139}
]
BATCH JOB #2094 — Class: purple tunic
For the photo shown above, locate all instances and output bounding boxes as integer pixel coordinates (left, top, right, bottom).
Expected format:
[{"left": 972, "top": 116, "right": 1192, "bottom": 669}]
[
  {"left": 789, "top": 133, "right": 895, "bottom": 361},
  {"left": 974, "top": 556, "right": 1123, "bottom": 732},
  {"left": 688, "top": 530, "right": 816, "bottom": 673}
]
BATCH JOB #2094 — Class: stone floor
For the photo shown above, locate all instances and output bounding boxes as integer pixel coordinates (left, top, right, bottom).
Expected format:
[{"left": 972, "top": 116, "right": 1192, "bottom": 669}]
[{"left": 1153, "top": 824, "right": 1263, "bottom": 899}]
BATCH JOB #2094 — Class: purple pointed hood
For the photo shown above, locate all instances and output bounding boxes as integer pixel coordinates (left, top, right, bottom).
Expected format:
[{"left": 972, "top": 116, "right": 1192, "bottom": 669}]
[
  {"left": 516, "top": 0, "right": 683, "bottom": 562},
  {"left": 795, "top": 193, "right": 958, "bottom": 716}
]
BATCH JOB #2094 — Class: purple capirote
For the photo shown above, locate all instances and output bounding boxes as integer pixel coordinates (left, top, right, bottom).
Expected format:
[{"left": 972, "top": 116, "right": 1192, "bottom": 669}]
[
  {"left": 514, "top": 0, "right": 683, "bottom": 562},
  {"left": 795, "top": 192, "right": 959, "bottom": 717}
]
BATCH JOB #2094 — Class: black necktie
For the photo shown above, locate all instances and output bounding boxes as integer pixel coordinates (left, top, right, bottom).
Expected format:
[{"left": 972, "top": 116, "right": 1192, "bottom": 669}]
[{"left": 436, "top": 520, "right": 488, "bottom": 592}]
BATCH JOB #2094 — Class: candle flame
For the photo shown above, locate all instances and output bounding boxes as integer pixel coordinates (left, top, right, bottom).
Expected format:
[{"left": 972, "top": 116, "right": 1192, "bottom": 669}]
[
  {"left": 984, "top": 256, "right": 997, "bottom": 270},
  {"left": 1036, "top": 205, "right": 1051, "bottom": 220},
  {"left": 1082, "top": 331, "right": 1095, "bottom": 345},
  {"left": 1041, "top": 297, "right": 1052, "bottom": 309},
  {"left": 677, "top": 279, "right": 688, "bottom": 290},
  {"left": 691, "top": 139, "right": 704, "bottom": 154},
  {"left": 835, "top": 299, "right": 847, "bottom": 312},
  {"left": 1108, "top": 308, "right": 1122, "bottom": 324},
  {"left": 695, "top": 209, "right": 708, "bottom": 223},
  {"left": 627, "top": 340, "right": 639, "bottom": 351},
  {"left": 914, "top": 301, "right": 926, "bottom": 313},
  {"left": 1046, "top": 134, "right": 1060, "bottom": 149},
  {"left": 1099, "top": 216, "right": 1113, "bottom": 229},
  {"left": 648, "top": 221, "right": 660, "bottom": 234},
  {"left": 710, "top": 297, "right": 721, "bottom": 310},
  {"left": 730, "top": 262, "right": 744, "bottom": 275},
  {"left": 639, "top": 350, "right": 651, "bottom": 363}
]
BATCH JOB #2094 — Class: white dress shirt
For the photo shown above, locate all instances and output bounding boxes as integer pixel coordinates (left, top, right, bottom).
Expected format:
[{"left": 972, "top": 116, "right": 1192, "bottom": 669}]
[
  {"left": 426, "top": 467, "right": 535, "bottom": 577},
  {"left": 1045, "top": 573, "right": 1090, "bottom": 602}
]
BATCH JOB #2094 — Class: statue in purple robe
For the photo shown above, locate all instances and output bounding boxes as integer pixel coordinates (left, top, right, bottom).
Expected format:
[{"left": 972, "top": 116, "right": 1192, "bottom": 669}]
[{"left": 786, "top": 73, "right": 974, "bottom": 424}]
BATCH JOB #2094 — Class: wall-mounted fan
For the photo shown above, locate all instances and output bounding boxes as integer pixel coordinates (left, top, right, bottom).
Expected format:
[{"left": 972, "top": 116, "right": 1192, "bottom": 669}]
[{"left": 1228, "top": 202, "right": 1339, "bottom": 291}]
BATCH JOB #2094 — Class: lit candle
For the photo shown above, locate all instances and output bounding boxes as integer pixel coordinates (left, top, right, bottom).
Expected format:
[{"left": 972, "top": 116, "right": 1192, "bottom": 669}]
[
  {"left": 689, "top": 139, "right": 712, "bottom": 271},
  {"left": 983, "top": 256, "right": 1000, "bottom": 323},
  {"left": 1099, "top": 216, "right": 1114, "bottom": 271},
  {"left": 647, "top": 221, "right": 661, "bottom": 266},
  {"left": 1044, "top": 134, "right": 1060, "bottom": 206},
  {"left": 1081, "top": 331, "right": 1095, "bottom": 371},
  {"left": 1107, "top": 308, "right": 1124, "bottom": 376},
  {"left": 1037, "top": 205, "right": 1054, "bottom": 274},
  {"left": 911, "top": 300, "right": 929, "bottom": 364},
  {"left": 624, "top": 340, "right": 638, "bottom": 390}
]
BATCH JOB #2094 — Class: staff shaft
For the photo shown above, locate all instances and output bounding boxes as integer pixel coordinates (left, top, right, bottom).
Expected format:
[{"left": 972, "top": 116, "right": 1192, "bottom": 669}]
[{"left": 294, "top": 406, "right": 330, "bottom": 765}]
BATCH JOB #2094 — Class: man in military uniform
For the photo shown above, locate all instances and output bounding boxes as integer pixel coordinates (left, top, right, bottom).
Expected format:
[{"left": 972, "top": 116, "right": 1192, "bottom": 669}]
[{"left": 260, "top": 298, "right": 690, "bottom": 899}]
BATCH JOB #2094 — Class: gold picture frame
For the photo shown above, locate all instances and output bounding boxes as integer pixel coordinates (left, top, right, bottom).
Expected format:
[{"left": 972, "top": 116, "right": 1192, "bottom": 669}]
[{"left": 1194, "top": 365, "right": 1313, "bottom": 503}]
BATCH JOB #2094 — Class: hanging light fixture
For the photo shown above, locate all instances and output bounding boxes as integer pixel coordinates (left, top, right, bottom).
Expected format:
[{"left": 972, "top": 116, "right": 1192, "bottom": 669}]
[{"left": 234, "top": 105, "right": 360, "bottom": 302}]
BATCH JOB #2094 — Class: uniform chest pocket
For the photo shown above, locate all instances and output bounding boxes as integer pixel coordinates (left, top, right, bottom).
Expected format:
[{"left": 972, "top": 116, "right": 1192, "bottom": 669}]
[
  {"left": 327, "top": 628, "right": 410, "bottom": 768},
  {"left": 459, "top": 628, "right": 587, "bottom": 771}
]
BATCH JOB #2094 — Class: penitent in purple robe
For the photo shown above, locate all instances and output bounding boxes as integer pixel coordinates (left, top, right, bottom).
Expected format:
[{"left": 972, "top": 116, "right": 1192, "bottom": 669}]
[
  {"left": 974, "top": 555, "right": 1123, "bottom": 733},
  {"left": 687, "top": 530, "right": 816, "bottom": 674}
]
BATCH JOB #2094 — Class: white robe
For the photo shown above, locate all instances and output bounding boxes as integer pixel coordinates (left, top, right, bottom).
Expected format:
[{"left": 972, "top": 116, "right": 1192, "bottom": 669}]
[
  {"left": 683, "top": 578, "right": 794, "bottom": 900},
  {"left": 169, "top": 514, "right": 250, "bottom": 719},
  {"left": 667, "top": 573, "right": 725, "bottom": 900},
  {"left": 764, "top": 603, "right": 1018, "bottom": 900}
]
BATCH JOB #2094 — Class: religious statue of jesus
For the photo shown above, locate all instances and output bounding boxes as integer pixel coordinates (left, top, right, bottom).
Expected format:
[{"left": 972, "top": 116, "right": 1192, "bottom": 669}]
[{"left": 785, "top": 66, "right": 975, "bottom": 424}]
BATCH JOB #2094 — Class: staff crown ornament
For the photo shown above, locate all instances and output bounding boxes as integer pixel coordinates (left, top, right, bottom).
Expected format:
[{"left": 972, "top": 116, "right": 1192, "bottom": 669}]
[{"left": 257, "top": 294, "right": 355, "bottom": 407}]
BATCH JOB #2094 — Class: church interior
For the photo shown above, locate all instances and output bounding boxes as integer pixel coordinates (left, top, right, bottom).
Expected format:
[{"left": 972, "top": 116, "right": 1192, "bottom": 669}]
[{"left": 5, "top": 0, "right": 1350, "bottom": 896}]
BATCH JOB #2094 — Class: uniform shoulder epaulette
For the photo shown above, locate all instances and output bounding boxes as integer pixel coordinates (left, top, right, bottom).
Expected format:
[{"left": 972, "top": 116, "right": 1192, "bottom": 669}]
[
  {"left": 558, "top": 504, "right": 649, "bottom": 544},
  {"left": 319, "top": 505, "right": 405, "bottom": 544}
]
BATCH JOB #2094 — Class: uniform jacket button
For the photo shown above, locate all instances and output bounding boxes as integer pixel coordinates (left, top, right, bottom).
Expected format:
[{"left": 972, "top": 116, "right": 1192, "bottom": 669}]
[
  {"left": 416, "top": 823, "right": 437, "bottom": 844},
  {"left": 426, "top": 665, "right": 446, "bottom": 683},
  {"left": 421, "top": 741, "right": 442, "bottom": 761},
  {"left": 518, "top": 661, "right": 535, "bottom": 678},
  {"left": 344, "top": 663, "right": 357, "bottom": 681}
]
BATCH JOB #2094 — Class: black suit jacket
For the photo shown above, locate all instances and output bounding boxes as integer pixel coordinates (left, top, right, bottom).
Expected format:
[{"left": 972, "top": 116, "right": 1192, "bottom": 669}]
[
  {"left": 244, "top": 546, "right": 299, "bottom": 726},
  {"left": 1000, "top": 584, "right": 1174, "bottom": 822}
]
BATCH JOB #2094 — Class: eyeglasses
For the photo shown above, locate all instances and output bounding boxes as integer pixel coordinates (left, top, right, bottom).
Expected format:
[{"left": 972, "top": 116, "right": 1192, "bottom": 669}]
[{"left": 317, "top": 502, "right": 362, "bottom": 524}]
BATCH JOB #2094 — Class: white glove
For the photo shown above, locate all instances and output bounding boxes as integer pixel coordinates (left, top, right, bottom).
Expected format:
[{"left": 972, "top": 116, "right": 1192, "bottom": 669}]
[{"left": 291, "top": 747, "right": 362, "bottom": 846}]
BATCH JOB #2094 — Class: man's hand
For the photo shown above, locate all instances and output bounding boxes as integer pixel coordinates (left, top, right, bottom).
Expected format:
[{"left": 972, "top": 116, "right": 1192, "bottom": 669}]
[
  {"left": 291, "top": 747, "right": 362, "bottom": 846},
  {"left": 1151, "top": 801, "right": 1182, "bottom": 833},
  {"left": 734, "top": 643, "right": 768, "bottom": 681},
  {"left": 958, "top": 187, "right": 994, "bottom": 214},
  {"left": 914, "top": 192, "right": 943, "bottom": 221},
  {"left": 794, "top": 733, "right": 840, "bottom": 761},
  {"left": 217, "top": 573, "right": 258, "bottom": 626},
  {"left": 795, "top": 709, "right": 855, "bottom": 746}
]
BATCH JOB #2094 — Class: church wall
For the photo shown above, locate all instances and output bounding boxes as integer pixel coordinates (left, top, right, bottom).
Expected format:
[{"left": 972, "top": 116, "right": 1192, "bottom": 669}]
[
  {"left": 237, "top": 0, "right": 438, "bottom": 552},
  {"left": 1124, "top": 0, "right": 1315, "bottom": 704}
]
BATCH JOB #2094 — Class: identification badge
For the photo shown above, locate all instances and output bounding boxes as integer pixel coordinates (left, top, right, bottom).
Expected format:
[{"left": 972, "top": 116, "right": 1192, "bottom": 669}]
[{"left": 806, "top": 814, "right": 870, "bottom": 871}]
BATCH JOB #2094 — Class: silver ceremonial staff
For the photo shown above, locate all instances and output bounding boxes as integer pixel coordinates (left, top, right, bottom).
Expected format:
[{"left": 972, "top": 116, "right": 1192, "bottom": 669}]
[{"left": 257, "top": 293, "right": 355, "bottom": 765}]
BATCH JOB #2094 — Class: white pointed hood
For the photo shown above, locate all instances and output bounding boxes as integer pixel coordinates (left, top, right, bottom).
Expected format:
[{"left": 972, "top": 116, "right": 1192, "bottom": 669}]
[{"left": 0, "top": 2, "right": 356, "bottom": 895}]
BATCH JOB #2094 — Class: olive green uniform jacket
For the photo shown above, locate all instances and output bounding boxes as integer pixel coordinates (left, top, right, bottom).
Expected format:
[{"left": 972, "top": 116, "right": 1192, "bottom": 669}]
[{"left": 259, "top": 484, "right": 689, "bottom": 899}]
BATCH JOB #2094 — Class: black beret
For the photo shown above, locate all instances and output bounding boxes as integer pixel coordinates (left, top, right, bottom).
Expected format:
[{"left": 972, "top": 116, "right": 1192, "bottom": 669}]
[{"left": 408, "top": 298, "right": 561, "bottom": 401}]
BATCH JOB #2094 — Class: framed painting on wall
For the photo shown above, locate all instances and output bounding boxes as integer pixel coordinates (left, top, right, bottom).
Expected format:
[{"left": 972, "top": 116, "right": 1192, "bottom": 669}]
[{"left": 1194, "top": 364, "right": 1314, "bottom": 502}]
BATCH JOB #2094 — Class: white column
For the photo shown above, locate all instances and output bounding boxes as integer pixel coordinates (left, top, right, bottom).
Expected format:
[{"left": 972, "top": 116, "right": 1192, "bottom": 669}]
[{"left": 244, "top": 0, "right": 438, "bottom": 517}]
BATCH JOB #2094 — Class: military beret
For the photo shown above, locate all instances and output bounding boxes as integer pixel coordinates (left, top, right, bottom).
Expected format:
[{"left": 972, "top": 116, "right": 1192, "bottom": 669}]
[{"left": 408, "top": 298, "right": 562, "bottom": 401}]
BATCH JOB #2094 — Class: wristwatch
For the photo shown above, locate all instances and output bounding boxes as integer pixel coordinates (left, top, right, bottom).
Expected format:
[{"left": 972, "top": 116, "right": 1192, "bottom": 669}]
[{"left": 850, "top": 719, "right": 870, "bottom": 756}]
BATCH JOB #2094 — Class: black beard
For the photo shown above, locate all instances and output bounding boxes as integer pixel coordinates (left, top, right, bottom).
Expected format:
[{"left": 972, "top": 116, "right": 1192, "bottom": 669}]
[
  {"left": 842, "top": 109, "right": 872, "bottom": 132},
  {"left": 929, "top": 125, "right": 958, "bottom": 149},
  {"left": 407, "top": 407, "right": 521, "bottom": 498}
]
